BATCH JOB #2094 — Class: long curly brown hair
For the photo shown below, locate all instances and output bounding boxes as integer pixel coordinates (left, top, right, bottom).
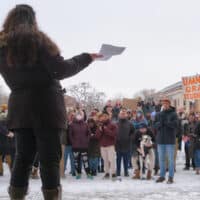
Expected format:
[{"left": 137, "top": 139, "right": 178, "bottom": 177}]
[{"left": 0, "top": 4, "right": 60, "bottom": 66}]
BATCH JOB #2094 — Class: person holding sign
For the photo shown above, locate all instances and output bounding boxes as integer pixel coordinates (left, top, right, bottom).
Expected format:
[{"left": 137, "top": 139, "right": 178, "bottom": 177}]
[{"left": 0, "top": 4, "right": 102, "bottom": 200}]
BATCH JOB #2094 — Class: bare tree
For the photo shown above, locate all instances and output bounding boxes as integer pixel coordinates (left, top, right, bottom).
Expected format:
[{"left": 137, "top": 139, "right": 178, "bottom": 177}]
[{"left": 65, "top": 82, "right": 106, "bottom": 113}]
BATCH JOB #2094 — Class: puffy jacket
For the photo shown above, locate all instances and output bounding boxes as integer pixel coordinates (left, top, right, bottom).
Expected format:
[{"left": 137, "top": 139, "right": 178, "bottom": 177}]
[{"left": 69, "top": 120, "right": 90, "bottom": 150}]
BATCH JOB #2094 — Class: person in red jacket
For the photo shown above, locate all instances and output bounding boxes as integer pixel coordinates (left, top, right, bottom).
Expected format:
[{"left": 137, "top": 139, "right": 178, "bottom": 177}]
[{"left": 95, "top": 112, "right": 117, "bottom": 180}]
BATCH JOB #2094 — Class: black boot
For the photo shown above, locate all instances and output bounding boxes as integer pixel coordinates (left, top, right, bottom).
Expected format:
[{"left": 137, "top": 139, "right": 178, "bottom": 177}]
[
  {"left": 42, "top": 186, "right": 62, "bottom": 200},
  {"left": 8, "top": 186, "right": 27, "bottom": 200},
  {"left": 100, "top": 165, "right": 104, "bottom": 173},
  {"left": 156, "top": 177, "right": 165, "bottom": 183},
  {"left": 124, "top": 171, "right": 129, "bottom": 177},
  {"left": 154, "top": 167, "right": 159, "bottom": 175},
  {"left": 167, "top": 177, "right": 174, "bottom": 184},
  {"left": 91, "top": 170, "right": 97, "bottom": 176},
  {"left": 98, "top": 166, "right": 101, "bottom": 173},
  {"left": 183, "top": 166, "right": 190, "bottom": 170}
]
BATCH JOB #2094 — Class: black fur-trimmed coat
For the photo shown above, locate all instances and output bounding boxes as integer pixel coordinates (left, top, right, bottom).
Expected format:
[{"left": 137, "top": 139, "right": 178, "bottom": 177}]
[{"left": 0, "top": 37, "right": 92, "bottom": 129}]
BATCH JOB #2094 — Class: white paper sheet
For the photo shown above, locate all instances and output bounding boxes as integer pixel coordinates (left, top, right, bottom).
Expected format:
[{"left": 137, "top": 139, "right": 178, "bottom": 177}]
[{"left": 97, "top": 44, "right": 126, "bottom": 60}]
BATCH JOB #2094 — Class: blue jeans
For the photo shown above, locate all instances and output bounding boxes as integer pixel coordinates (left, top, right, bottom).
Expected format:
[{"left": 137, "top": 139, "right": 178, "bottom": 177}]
[
  {"left": 116, "top": 151, "right": 129, "bottom": 176},
  {"left": 158, "top": 144, "right": 175, "bottom": 178},
  {"left": 64, "top": 145, "right": 75, "bottom": 174},
  {"left": 194, "top": 150, "right": 200, "bottom": 168},
  {"left": 89, "top": 157, "right": 99, "bottom": 172},
  {"left": 185, "top": 141, "right": 195, "bottom": 168}
]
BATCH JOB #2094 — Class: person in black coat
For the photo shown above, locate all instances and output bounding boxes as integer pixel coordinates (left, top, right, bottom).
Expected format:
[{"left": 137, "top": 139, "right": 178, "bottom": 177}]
[
  {"left": 116, "top": 108, "right": 135, "bottom": 177},
  {"left": 0, "top": 4, "right": 101, "bottom": 199},
  {"left": 154, "top": 99, "right": 178, "bottom": 184}
]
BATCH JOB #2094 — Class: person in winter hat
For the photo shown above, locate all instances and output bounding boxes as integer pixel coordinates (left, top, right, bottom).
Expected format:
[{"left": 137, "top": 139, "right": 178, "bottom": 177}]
[
  {"left": 131, "top": 110, "right": 148, "bottom": 175},
  {"left": 132, "top": 111, "right": 148, "bottom": 130}
]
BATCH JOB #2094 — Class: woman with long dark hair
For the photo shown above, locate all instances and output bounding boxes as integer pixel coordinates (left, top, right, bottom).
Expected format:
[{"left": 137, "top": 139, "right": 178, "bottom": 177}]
[{"left": 0, "top": 4, "right": 101, "bottom": 200}]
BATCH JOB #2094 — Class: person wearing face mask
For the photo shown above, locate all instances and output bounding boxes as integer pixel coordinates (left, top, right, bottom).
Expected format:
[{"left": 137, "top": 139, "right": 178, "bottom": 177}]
[
  {"left": 69, "top": 111, "right": 92, "bottom": 180},
  {"left": 154, "top": 99, "right": 178, "bottom": 184},
  {"left": 116, "top": 108, "right": 135, "bottom": 177},
  {"left": 95, "top": 112, "right": 117, "bottom": 180}
]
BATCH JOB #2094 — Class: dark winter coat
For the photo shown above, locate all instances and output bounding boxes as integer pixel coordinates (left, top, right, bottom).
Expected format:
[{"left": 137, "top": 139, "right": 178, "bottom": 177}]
[
  {"left": 115, "top": 119, "right": 135, "bottom": 152},
  {"left": 0, "top": 45, "right": 92, "bottom": 129},
  {"left": 60, "top": 122, "right": 73, "bottom": 146},
  {"left": 154, "top": 107, "right": 178, "bottom": 145},
  {"left": 69, "top": 120, "right": 90, "bottom": 150},
  {"left": 95, "top": 120, "right": 117, "bottom": 147},
  {"left": 88, "top": 125, "right": 100, "bottom": 158},
  {"left": 60, "top": 128, "right": 68, "bottom": 145},
  {"left": 0, "top": 118, "right": 15, "bottom": 155},
  {"left": 0, "top": 118, "right": 8, "bottom": 154}
]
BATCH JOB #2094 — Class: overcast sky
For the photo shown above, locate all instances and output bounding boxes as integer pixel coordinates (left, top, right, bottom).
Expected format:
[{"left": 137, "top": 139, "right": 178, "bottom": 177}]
[{"left": 1, "top": 0, "right": 200, "bottom": 98}]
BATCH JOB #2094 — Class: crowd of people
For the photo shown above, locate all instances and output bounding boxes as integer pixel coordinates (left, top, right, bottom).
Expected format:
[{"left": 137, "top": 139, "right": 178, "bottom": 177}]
[
  {"left": 1, "top": 98, "right": 200, "bottom": 185},
  {"left": 1, "top": 3, "right": 200, "bottom": 200}
]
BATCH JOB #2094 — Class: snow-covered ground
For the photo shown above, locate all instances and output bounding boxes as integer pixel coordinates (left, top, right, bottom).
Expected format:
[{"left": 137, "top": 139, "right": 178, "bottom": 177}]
[{"left": 0, "top": 151, "right": 200, "bottom": 199}]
